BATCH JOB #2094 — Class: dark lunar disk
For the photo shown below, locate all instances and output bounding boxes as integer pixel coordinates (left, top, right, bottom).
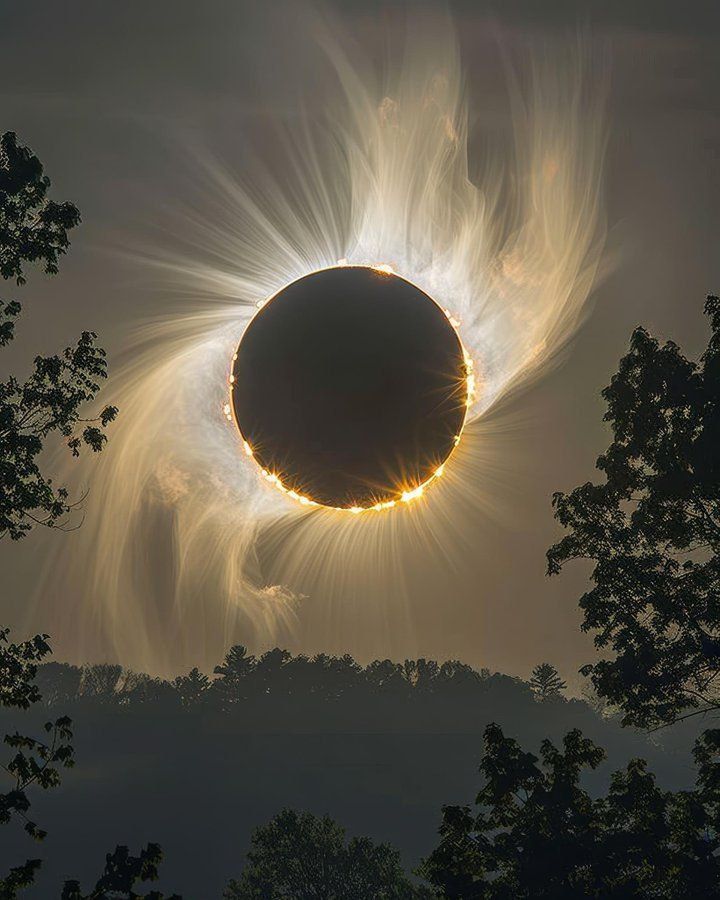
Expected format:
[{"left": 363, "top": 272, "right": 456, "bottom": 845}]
[{"left": 231, "top": 266, "right": 468, "bottom": 509}]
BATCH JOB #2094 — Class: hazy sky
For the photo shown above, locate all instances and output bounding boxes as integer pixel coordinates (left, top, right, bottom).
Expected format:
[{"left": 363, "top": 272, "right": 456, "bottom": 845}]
[{"left": 1, "top": 0, "right": 718, "bottom": 686}]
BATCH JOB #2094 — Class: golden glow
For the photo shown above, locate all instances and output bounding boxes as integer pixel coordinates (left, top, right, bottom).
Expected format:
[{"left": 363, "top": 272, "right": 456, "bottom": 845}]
[
  {"left": 36, "top": 16, "right": 609, "bottom": 676},
  {"left": 228, "top": 264, "right": 474, "bottom": 514}
]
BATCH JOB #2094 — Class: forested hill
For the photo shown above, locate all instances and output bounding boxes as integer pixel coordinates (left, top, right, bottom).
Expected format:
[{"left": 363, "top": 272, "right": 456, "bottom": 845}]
[{"left": 2, "top": 648, "right": 698, "bottom": 897}]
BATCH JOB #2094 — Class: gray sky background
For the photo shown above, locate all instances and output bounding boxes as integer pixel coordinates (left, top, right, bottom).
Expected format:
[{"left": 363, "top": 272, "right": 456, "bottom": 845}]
[{"left": 1, "top": 0, "right": 719, "bottom": 685}]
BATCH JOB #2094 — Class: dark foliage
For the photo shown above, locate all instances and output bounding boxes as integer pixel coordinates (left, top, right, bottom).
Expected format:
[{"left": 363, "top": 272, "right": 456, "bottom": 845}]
[
  {"left": 528, "top": 663, "right": 567, "bottom": 701},
  {"left": 16, "top": 644, "right": 720, "bottom": 897},
  {"left": 0, "top": 132, "right": 117, "bottom": 540},
  {"left": 61, "top": 844, "right": 181, "bottom": 900},
  {"left": 0, "top": 308, "right": 118, "bottom": 538},
  {"left": 31, "top": 646, "right": 513, "bottom": 712},
  {"left": 0, "top": 860, "right": 42, "bottom": 900},
  {"left": 548, "top": 297, "right": 720, "bottom": 728},
  {"left": 224, "top": 809, "right": 428, "bottom": 899},
  {"left": 2, "top": 714, "right": 74, "bottom": 840},
  {"left": 1, "top": 628, "right": 182, "bottom": 899},
  {"left": 0, "top": 629, "right": 75, "bottom": 896},
  {"left": 0, "top": 134, "right": 178, "bottom": 898},
  {"left": 0, "top": 628, "right": 52, "bottom": 710},
  {"left": 421, "top": 723, "right": 720, "bottom": 898},
  {"left": 209, "top": 646, "right": 492, "bottom": 709},
  {"left": 172, "top": 667, "right": 210, "bottom": 707},
  {"left": 0, "top": 132, "right": 80, "bottom": 285}
]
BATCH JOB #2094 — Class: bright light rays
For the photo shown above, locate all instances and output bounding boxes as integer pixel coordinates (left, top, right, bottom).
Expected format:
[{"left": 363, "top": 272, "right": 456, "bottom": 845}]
[{"left": 34, "top": 11, "right": 607, "bottom": 675}]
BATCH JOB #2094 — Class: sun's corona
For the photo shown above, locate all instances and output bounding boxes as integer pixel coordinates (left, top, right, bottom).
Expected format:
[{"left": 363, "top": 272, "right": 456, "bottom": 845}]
[{"left": 229, "top": 265, "right": 471, "bottom": 512}]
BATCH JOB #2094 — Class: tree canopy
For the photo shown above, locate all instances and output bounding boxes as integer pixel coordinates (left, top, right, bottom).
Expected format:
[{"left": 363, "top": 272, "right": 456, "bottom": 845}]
[
  {"left": 0, "top": 132, "right": 80, "bottom": 284},
  {"left": 60, "top": 844, "right": 181, "bottom": 900},
  {"left": 421, "top": 723, "right": 720, "bottom": 898},
  {"left": 0, "top": 131, "right": 117, "bottom": 540},
  {"left": 30, "top": 645, "right": 518, "bottom": 712},
  {"left": 224, "top": 809, "right": 427, "bottom": 899},
  {"left": 548, "top": 297, "right": 720, "bottom": 728}
]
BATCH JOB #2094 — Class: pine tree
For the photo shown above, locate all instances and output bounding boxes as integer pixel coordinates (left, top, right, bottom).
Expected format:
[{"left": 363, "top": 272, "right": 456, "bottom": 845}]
[
  {"left": 529, "top": 663, "right": 567, "bottom": 701},
  {"left": 173, "top": 667, "right": 210, "bottom": 707}
]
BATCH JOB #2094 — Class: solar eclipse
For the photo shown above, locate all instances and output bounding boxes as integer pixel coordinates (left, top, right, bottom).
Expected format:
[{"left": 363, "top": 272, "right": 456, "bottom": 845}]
[
  {"left": 230, "top": 265, "right": 471, "bottom": 511},
  {"left": 48, "top": 16, "right": 608, "bottom": 673}
]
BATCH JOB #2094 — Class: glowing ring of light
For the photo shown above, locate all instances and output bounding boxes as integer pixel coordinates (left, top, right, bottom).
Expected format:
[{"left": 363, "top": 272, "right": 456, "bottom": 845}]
[{"left": 227, "top": 264, "right": 475, "bottom": 512}]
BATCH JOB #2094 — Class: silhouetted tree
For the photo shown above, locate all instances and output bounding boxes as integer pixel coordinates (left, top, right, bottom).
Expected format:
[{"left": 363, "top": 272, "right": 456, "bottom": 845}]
[
  {"left": 0, "top": 134, "right": 177, "bottom": 897},
  {"left": 364, "top": 659, "right": 407, "bottom": 696},
  {"left": 405, "top": 659, "right": 441, "bottom": 693},
  {"left": 421, "top": 723, "right": 720, "bottom": 898},
  {"left": 548, "top": 296, "right": 720, "bottom": 728},
  {"left": 61, "top": 843, "right": 181, "bottom": 900},
  {"left": 26, "top": 650, "right": 542, "bottom": 718},
  {"left": 118, "top": 671, "right": 177, "bottom": 706},
  {"left": 34, "top": 661, "right": 82, "bottom": 706},
  {"left": 0, "top": 132, "right": 79, "bottom": 284},
  {"left": 580, "top": 684, "right": 615, "bottom": 720},
  {"left": 224, "top": 809, "right": 428, "bottom": 899},
  {"left": 252, "top": 648, "right": 292, "bottom": 697},
  {"left": 280, "top": 654, "right": 319, "bottom": 696},
  {"left": 436, "top": 661, "right": 490, "bottom": 696},
  {"left": 79, "top": 664, "right": 122, "bottom": 700},
  {"left": 212, "top": 645, "right": 256, "bottom": 707},
  {"left": 0, "top": 629, "right": 75, "bottom": 895},
  {"left": 173, "top": 667, "right": 211, "bottom": 707},
  {"left": 311, "top": 653, "right": 363, "bottom": 699},
  {"left": 0, "top": 131, "right": 117, "bottom": 541},
  {"left": 529, "top": 663, "right": 567, "bottom": 701},
  {"left": 1, "top": 630, "right": 181, "bottom": 899}
]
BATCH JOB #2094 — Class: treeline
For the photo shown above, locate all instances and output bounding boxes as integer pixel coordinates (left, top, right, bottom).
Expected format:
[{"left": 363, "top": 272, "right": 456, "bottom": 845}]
[{"left": 33, "top": 650, "right": 571, "bottom": 711}]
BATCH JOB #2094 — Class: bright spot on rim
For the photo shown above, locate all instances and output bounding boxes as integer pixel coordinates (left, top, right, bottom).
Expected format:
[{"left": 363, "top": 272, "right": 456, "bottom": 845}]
[{"left": 229, "top": 265, "right": 471, "bottom": 511}]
